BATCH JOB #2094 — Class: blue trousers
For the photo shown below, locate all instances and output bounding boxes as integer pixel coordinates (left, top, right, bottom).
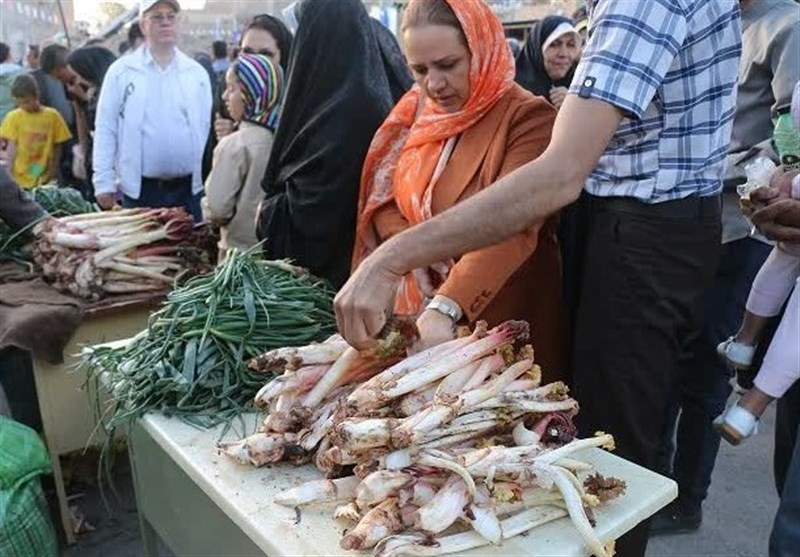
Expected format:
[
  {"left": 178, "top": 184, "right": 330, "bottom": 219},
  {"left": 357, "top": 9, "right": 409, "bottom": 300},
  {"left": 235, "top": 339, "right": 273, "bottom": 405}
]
[
  {"left": 770, "top": 382, "right": 800, "bottom": 556},
  {"left": 123, "top": 177, "right": 203, "bottom": 223},
  {"left": 659, "top": 237, "right": 772, "bottom": 512}
]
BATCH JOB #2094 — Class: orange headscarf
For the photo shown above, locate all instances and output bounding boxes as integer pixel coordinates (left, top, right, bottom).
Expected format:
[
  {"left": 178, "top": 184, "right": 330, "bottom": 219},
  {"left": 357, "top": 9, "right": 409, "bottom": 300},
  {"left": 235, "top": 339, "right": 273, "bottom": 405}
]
[{"left": 352, "top": 0, "right": 515, "bottom": 315}]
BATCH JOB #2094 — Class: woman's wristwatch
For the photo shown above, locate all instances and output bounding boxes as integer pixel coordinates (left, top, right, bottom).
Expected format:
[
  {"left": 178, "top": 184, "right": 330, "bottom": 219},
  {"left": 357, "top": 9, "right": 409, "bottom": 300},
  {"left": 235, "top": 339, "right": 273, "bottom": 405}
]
[{"left": 426, "top": 295, "right": 463, "bottom": 323}]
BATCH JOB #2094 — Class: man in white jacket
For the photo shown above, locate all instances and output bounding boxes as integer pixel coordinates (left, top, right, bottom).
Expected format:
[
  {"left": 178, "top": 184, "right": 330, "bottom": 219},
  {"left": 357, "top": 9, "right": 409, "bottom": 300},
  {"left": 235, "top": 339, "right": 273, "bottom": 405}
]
[{"left": 93, "top": 0, "right": 211, "bottom": 221}]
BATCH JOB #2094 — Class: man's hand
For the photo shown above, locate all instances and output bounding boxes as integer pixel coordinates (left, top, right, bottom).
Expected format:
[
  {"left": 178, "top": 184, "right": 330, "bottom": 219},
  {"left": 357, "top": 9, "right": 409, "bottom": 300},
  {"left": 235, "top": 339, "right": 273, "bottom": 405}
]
[
  {"left": 742, "top": 167, "right": 800, "bottom": 218},
  {"left": 769, "top": 166, "right": 800, "bottom": 198},
  {"left": 549, "top": 87, "right": 568, "bottom": 109},
  {"left": 334, "top": 250, "right": 403, "bottom": 349},
  {"left": 751, "top": 198, "right": 800, "bottom": 243},
  {"left": 214, "top": 115, "right": 235, "bottom": 141},
  {"left": 96, "top": 193, "right": 118, "bottom": 210}
]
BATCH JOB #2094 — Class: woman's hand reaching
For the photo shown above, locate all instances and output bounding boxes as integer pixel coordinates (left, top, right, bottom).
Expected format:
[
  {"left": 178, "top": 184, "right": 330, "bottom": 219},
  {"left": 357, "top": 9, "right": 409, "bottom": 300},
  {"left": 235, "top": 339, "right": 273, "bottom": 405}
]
[{"left": 412, "top": 309, "right": 456, "bottom": 354}]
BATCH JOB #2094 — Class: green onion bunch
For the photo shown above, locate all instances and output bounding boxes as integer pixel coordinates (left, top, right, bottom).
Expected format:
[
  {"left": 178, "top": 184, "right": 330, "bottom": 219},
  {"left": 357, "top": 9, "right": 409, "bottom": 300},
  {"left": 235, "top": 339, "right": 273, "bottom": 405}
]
[
  {"left": 84, "top": 249, "right": 336, "bottom": 435},
  {"left": 32, "top": 184, "right": 97, "bottom": 215}
]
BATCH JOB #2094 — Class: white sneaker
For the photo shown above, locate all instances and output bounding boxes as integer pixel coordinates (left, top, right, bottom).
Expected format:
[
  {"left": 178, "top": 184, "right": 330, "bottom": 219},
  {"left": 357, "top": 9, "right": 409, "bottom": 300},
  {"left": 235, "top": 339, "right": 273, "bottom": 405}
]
[
  {"left": 717, "top": 337, "right": 756, "bottom": 370},
  {"left": 713, "top": 404, "right": 758, "bottom": 445}
]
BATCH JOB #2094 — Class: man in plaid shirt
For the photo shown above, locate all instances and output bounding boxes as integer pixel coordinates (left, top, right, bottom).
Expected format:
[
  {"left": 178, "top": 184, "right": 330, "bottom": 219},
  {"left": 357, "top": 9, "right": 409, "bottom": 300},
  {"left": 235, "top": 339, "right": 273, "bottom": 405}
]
[{"left": 336, "top": 2, "right": 741, "bottom": 554}]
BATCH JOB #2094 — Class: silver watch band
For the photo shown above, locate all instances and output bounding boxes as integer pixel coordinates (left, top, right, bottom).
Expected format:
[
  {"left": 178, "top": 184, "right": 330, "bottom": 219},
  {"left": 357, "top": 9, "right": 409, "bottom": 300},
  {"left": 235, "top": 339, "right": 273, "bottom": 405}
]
[{"left": 426, "top": 297, "right": 462, "bottom": 322}]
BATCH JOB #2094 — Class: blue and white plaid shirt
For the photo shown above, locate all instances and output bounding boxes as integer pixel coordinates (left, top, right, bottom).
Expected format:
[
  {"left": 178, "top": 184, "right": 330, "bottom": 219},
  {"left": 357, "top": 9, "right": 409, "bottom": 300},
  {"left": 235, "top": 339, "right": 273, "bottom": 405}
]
[{"left": 571, "top": 0, "right": 742, "bottom": 203}]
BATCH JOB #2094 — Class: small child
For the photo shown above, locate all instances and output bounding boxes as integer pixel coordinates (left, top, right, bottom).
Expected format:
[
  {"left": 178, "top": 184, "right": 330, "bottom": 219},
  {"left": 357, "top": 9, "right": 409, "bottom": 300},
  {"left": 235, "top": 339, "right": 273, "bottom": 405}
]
[
  {"left": 0, "top": 74, "right": 71, "bottom": 188},
  {"left": 714, "top": 82, "right": 800, "bottom": 445},
  {"left": 203, "top": 53, "right": 283, "bottom": 262}
]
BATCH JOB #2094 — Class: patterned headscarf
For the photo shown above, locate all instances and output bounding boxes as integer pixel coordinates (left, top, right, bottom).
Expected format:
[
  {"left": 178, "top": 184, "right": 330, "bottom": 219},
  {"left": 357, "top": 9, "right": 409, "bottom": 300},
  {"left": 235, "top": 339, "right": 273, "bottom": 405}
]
[
  {"left": 353, "top": 0, "right": 515, "bottom": 315},
  {"left": 234, "top": 53, "right": 283, "bottom": 131}
]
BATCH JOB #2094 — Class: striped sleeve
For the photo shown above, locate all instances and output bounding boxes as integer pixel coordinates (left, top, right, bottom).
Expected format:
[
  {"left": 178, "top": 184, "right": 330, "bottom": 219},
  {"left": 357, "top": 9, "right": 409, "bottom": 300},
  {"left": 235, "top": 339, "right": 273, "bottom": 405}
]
[{"left": 570, "top": 0, "right": 688, "bottom": 119}]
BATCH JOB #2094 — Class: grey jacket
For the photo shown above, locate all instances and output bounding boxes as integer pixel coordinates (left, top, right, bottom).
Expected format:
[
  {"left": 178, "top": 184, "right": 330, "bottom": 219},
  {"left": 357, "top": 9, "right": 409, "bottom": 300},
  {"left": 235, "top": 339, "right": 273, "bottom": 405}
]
[
  {"left": 722, "top": 0, "right": 800, "bottom": 244},
  {"left": 0, "top": 166, "right": 46, "bottom": 230}
]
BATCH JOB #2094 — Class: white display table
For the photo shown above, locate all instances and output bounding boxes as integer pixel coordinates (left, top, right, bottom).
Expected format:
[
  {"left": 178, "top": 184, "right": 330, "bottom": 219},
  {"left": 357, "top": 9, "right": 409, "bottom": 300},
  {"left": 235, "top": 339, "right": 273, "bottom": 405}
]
[{"left": 128, "top": 412, "right": 677, "bottom": 556}]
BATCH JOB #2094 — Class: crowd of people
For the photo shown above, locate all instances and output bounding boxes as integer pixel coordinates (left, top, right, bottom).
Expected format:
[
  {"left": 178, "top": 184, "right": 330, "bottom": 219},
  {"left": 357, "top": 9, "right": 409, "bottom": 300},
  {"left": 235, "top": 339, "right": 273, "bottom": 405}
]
[{"left": 0, "top": 0, "right": 798, "bottom": 555}]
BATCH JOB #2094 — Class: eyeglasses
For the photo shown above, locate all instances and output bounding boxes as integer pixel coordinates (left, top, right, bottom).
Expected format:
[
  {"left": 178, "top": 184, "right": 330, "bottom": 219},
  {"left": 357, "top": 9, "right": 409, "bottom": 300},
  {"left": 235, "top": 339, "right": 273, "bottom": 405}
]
[{"left": 147, "top": 13, "right": 177, "bottom": 24}]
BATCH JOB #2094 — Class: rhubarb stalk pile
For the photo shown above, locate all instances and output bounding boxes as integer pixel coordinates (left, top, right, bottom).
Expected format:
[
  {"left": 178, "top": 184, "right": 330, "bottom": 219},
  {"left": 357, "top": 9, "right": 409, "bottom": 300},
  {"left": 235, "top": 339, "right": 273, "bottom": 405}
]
[
  {"left": 31, "top": 208, "right": 198, "bottom": 299},
  {"left": 222, "top": 321, "right": 626, "bottom": 556}
]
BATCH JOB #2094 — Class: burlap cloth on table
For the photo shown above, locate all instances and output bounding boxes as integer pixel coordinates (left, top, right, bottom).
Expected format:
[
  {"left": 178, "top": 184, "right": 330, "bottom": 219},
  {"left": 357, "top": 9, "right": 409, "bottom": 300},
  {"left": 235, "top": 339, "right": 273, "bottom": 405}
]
[{"left": 0, "top": 263, "right": 84, "bottom": 364}]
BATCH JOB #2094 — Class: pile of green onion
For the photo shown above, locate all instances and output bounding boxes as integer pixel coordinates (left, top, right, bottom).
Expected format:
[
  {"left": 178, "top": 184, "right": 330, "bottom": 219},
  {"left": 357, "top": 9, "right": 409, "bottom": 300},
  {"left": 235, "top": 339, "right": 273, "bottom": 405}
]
[{"left": 84, "top": 249, "right": 336, "bottom": 436}]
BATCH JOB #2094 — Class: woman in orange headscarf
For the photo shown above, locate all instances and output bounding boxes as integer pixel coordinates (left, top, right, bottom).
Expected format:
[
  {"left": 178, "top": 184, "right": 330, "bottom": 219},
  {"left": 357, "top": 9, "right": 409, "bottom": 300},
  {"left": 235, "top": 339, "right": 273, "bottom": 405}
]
[{"left": 353, "top": 0, "right": 566, "bottom": 379}]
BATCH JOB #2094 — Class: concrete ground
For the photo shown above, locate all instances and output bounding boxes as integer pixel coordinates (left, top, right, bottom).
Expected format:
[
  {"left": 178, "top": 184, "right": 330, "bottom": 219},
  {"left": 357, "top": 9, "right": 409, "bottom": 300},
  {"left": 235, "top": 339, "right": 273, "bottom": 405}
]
[
  {"left": 647, "top": 405, "right": 779, "bottom": 557},
  {"left": 55, "top": 407, "right": 779, "bottom": 557}
]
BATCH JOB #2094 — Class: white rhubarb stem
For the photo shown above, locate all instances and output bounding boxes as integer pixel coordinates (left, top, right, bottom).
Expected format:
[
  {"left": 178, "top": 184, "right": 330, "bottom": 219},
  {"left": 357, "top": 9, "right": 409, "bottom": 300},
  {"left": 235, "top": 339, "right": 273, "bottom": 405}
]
[
  {"left": 92, "top": 227, "right": 170, "bottom": 262},
  {"left": 101, "top": 281, "right": 165, "bottom": 293},
  {"left": 382, "top": 325, "right": 521, "bottom": 400},
  {"left": 534, "top": 433, "right": 615, "bottom": 465},
  {"left": 435, "top": 359, "right": 483, "bottom": 400},
  {"left": 417, "top": 450, "right": 477, "bottom": 496},
  {"left": 98, "top": 261, "right": 174, "bottom": 284},
  {"left": 274, "top": 476, "right": 361, "bottom": 506},
  {"left": 376, "top": 506, "right": 567, "bottom": 557},
  {"left": 58, "top": 208, "right": 146, "bottom": 223},
  {"left": 347, "top": 335, "right": 476, "bottom": 411},
  {"left": 534, "top": 462, "right": 609, "bottom": 557},
  {"left": 302, "top": 346, "right": 360, "bottom": 407},
  {"left": 415, "top": 474, "right": 470, "bottom": 533},
  {"left": 461, "top": 353, "right": 504, "bottom": 390}
]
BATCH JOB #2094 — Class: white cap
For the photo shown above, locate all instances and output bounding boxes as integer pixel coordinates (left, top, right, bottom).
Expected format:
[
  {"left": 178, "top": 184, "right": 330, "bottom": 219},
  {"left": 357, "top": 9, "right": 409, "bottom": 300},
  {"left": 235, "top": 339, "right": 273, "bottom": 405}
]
[
  {"left": 140, "top": 0, "right": 180, "bottom": 17},
  {"left": 542, "top": 21, "right": 580, "bottom": 51}
]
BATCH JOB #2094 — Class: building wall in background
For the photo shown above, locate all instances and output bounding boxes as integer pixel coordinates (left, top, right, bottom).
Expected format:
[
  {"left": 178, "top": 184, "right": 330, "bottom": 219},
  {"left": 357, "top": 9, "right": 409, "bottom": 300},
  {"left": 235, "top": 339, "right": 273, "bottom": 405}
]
[{"left": 0, "top": 0, "right": 76, "bottom": 62}]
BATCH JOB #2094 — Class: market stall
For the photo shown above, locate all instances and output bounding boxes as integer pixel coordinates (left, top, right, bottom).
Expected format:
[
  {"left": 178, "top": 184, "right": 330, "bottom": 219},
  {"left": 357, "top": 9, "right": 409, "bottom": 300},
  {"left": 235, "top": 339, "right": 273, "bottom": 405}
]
[
  {"left": 0, "top": 191, "right": 217, "bottom": 543},
  {"left": 0, "top": 273, "right": 163, "bottom": 545},
  {"left": 127, "top": 412, "right": 676, "bottom": 557}
]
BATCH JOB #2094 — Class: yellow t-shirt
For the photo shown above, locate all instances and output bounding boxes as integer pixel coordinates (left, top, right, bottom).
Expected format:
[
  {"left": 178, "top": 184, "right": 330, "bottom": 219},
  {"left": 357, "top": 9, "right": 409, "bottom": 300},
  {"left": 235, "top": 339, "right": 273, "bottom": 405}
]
[{"left": 0, "top": 106, "right": 72, "bottom": 188}]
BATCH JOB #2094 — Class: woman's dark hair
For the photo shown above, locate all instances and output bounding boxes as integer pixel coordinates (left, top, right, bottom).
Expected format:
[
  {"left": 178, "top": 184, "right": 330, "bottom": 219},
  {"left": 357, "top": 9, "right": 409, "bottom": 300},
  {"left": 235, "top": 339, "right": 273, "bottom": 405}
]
[
  {"left": 128, "top": 22, "right": 144, "bottom": 45},
  {"left": 11, "top": 74, "right": 39, "bottom": 100},
  {"left": 67, "top": 47, "right": 117, "bottom": 87},
  {"left": 401, "top": 0, "right": 467, "bottom": 46},
  {"left": 243, "top": 14, "right": 293, "bottom": 73},
  {"left": 212, "top": 40, "right": 228, "bottom": 59},
  {"left": 193, "top": 52, "right": 215, "bottom": 83}
]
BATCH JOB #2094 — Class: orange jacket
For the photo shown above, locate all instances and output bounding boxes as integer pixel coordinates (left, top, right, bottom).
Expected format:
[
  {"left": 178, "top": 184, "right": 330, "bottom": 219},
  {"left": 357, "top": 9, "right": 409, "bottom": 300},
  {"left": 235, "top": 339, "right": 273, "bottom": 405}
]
[{"left": 373, "top": 84, "right": 567, "bottom": 380}]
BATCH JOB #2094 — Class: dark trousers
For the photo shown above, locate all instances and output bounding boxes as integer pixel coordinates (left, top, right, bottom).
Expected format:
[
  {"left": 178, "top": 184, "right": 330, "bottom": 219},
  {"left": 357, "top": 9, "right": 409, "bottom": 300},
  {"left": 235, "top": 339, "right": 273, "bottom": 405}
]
[
  {"left": 658, "top": 238, "right": 772, "bottom": 512},
  {"left": 775, "top": 382, "right": 800, "bottom": 495},
  {"left": 123, "top": 176, "right": 203, "bottom": 222},
  {"left": 770, "top": 383, "right": 800, "bottom": 556},
  {"left": 0, "top": 347, "right": 40, "bottom": 431},
  {"left": 572, "top": 194, "right": 722, "bottom": 556}
]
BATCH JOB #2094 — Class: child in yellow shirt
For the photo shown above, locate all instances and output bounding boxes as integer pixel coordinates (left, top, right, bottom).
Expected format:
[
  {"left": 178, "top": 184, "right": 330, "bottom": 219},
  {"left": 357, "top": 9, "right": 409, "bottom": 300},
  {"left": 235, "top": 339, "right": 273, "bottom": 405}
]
[{"left": 0, "top": 74, "right": 71, "bottom": 188}]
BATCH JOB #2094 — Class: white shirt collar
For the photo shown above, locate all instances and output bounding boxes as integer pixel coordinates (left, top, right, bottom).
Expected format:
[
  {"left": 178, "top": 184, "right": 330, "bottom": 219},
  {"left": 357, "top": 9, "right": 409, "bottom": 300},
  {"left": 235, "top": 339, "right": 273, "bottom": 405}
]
[{"left": 142, "top": 46, "right": 178, "bottom": 71}]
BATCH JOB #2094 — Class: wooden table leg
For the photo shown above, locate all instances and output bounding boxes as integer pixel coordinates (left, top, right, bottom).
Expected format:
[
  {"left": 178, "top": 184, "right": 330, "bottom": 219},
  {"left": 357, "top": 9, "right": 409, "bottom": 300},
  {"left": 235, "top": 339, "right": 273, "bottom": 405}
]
[
  {"left": 30, "top": 308, "right": 152, "bottom": 545},
  {"left": 49, "top": 451, "right": 76, "bottom": 545}
]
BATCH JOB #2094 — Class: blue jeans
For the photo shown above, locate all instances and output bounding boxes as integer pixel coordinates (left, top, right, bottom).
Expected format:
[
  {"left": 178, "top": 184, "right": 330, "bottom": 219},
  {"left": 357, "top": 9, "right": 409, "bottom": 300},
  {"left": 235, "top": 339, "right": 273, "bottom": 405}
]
[
  {"left": 659, "top": 237, "right": 773, "bottom": 512},
  {"left": 123, "top": 177, "right": 203, "bottom": 223},
  {"left": 770, "top": 382, "right": 800, "bottom": 556}
]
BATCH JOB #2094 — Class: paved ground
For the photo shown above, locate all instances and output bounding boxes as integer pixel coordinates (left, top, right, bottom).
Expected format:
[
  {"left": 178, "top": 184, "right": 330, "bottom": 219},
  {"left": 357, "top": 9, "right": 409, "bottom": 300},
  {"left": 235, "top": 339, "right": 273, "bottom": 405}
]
[
  {"left": 647, "top": 405, "right": 778, "bottom": 557},
  {"left": 55, "top": 406, "right": 779, "bottom": 557}
]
